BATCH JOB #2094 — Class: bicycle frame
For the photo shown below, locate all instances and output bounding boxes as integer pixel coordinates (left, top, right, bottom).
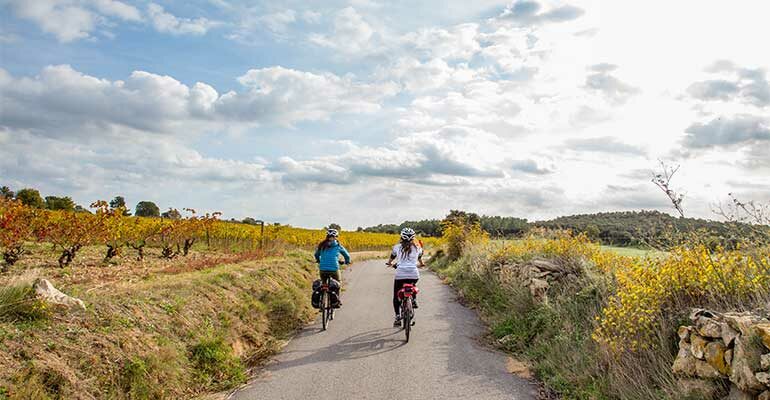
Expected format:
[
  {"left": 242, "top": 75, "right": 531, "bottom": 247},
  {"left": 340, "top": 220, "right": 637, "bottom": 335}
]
[
  {"left": 398, "top": 284, "right": 417, "bottom": 342},
  {"left": 320, "top": 277, "right": 335, "bottom": 331}
]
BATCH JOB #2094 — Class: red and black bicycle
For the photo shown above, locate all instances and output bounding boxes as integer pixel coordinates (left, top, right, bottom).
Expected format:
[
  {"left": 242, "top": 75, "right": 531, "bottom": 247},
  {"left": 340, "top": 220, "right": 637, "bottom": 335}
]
[{"left": 397, "top": 283, "right": 419, "bottom": 342}]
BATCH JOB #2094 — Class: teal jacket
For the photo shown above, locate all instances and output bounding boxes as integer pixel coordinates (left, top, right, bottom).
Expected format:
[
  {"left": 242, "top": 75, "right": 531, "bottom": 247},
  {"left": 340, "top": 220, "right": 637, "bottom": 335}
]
[{"left": 314, "top": 240, "right": 351, "bottom": 271}]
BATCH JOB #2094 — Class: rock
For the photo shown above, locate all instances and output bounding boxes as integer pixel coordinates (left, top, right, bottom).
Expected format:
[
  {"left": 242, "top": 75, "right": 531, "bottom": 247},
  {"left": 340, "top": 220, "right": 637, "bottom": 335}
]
[
  {"left": 762, "top": 353, "right": 770, "bottom": 371},
  {"left": 531, "top": 259, "right": 563, "bottom": 273},
  {"left": 722, "top": 324, "right": 740, "bottom": 348},
  {"left": 691, "top": 334, "right": 708, "bottom": 359},
  {"left": 696, "top": 359, "right": 725, "bottom": 379},
  {"left": 726, "top": 349, "right": 734, "bottom": 366},
  {"left": 696, "top": 316, "right": 725, "bottom": 339},
  {"left": 731, "top": 336, "right": 766, "bottom": 392},
  {"left": 676, "top": 378, "right": 721, "bottom": 399},
  {"left": 498, "top": 334, "right": 516, "bottom": 346},
  {"left": 529, "top": 278, "right": 549, "bottom": 299},
  {"left": 705, "top": 341, "right": 731, "bottom": 376},
  {"left": 673, "top": 346, "right": 698, "bottom": 377},
  {"left": 678, "top": 326, "right": 693, "bottom": 342},
  {"left": 759, "top": 390, "right": 770, "bottom": 400},
  {"left": 691, "top": 308, "right": 720, "bottom": 323},
  {"left": 756, "top": 323, "right": 770, "bottom": 350},
  {"left": 33, "top": 279, "right": 86, "bottom": 311},
  {"left": 757, "top": 372, "right": 770, "bottom": 386},
  {"left": 727, "top": 384, "right": 757, "bottom": 400},
  {"left": 725, "top": 313, "right": 768, "bottom": 337}
]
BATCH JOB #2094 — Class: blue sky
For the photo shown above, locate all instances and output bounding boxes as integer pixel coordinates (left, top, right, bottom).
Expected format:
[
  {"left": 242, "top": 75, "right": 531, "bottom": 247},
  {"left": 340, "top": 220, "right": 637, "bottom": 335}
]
[{"left": 1, "top": 0, "right": 769, "bottom": 228}]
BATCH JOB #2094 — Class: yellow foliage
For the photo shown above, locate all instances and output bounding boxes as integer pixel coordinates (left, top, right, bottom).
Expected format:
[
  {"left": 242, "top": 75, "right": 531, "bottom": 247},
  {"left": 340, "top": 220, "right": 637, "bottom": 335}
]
[{"left": 594, "top": 244, "right": 770, "bottom": 352}]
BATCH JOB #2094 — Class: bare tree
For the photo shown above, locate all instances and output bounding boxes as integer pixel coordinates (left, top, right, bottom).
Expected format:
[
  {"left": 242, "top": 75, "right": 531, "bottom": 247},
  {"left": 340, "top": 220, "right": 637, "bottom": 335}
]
[{"left": 652, "top": 160, "right": 685, "bottom": 218}]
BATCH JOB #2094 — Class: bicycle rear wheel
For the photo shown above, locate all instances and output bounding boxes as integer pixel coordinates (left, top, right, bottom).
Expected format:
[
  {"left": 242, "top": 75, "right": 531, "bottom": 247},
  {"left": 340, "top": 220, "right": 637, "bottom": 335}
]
[
  {"left": 403, "top": 300, "right": 412, "bottom": 342},
  {"left": 321, "top": 292, "right": 328, "bottom": 331}
]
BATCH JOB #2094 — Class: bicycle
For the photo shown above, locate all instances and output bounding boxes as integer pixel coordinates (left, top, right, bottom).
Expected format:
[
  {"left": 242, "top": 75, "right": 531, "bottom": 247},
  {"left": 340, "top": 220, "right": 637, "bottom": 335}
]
[
  {"left": 319, "top": 275, "right": 335, "bottom": 331},
  {"left": 397, "top": 283, "right": 418, "bottom": 342}
]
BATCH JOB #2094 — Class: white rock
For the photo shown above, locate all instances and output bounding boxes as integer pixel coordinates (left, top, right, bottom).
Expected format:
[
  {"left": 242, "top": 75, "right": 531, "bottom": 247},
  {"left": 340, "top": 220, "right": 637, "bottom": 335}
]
[{"left": 33, "top": 279, "right": 86, "bottom": 311}]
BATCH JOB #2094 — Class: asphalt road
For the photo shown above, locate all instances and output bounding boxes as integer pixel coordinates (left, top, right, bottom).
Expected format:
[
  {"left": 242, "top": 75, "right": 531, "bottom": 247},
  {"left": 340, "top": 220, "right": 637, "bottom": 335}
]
[{"left": 230, "top": 259, "right": 538, "bottom": 400}]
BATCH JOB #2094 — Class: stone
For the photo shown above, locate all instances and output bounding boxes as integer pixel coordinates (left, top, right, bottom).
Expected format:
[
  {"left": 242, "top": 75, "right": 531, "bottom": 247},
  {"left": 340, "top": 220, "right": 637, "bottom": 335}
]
[
  {"left": 704, "top": 341, "right": 731, "bottom": 376},
  {"left": 722, "top": 324, "right": 740, "bottom": 348},
  {"left": 691, "top": 308, "right": 719, "bottom": 323},
  {"left": 757, "top": 372, "right": 770, "bottom": 386},
  {"left": 696, "top": 316, "right": 725, "bottom": 339},
  {"left": 725, "top": 313, "right": 768, "bottom": 337},
  {"left": 762, "top": 353, "right": 770, "bottom": 371},
  {"left": 673, "top": 346, "right": 698, "bottom": 377},
  {"left": 529, "top": 278, "right": 549, "bottom": 299},
  {"left": 731, "top": 336, "right": 766, "bottom": 392},
  {"left": 678, "top": 326, "right": 692, "bottom": 342},
  {"left": 676, "top": 378, "right": 720, "bottom": 399},
  {"left": 531, "top": 259, "right": 563, "bottom": 273},
  {"left": 691, "top": 334, "right": 708, "bottom": 360},
  {"left": 759, "top": 390, "right": 770, "bottom": 400},
  {"left": 33, "top": 278, "right": 86, "bottom": 311},
  {"left": 726, "top": 349, "right": 734, "bottom": 366},
  {"left": 726, "top": 384, "right": 757, "bottom": 400},
  {"left": 695, "top": 359, "right": 724, "bottom": 379},
  {"left": 756, "top": 323, "right": 770, "bottom": 350}
]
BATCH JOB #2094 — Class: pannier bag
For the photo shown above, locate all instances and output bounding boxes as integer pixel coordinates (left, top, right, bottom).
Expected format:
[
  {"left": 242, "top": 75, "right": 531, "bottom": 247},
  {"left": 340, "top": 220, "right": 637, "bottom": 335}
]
[{"left": 310, "top": 278, "right": 341, "bottom": 309}]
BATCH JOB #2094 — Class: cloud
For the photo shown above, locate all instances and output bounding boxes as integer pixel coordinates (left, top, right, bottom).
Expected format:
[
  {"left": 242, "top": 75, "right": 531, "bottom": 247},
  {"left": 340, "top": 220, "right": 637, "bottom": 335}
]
[
  {"left": 584, "top": 64, "right": 640, "bottom": 105},
  {"left": 688, "top": 61, "right": 770, "bottom": 107},
  {"left": 565, "top": 137, "right": 645, "bottom": 155},
  {"left": 0, "top": 65, "right": 396, "bottom": 138},
  {"left": 496, "top": 0, "right": 584, "bottom": 26},
  {"left": 147, "top": 3, "right": 220, "bottom": 36},
  {"left": 510, "top": 159, "right": 552, "bottom": 175},
  {"left": 5, "top": 0, "right": 141, "bottom": 42},
  {"left": 401, "top": 23, "right": 481, "bottom": 60},
  {"left": 683, "top": 115, "right": 770, "bottom": 149},
  {"left": 259, "top": 9, "right": 296, "bottom": 35},
  {"left": 309, "top": 7, "right": 378, "bottom": 55}
]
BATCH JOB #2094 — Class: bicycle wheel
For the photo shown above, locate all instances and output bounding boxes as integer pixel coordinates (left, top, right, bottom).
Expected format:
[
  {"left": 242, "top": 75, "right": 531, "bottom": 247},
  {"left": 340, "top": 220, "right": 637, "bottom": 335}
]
[
  {"left": 403, "top": 300, "right": 412, "bottom": 342},
  {"left": 321, "top": 292, "right": 328, "bottom": 331}
]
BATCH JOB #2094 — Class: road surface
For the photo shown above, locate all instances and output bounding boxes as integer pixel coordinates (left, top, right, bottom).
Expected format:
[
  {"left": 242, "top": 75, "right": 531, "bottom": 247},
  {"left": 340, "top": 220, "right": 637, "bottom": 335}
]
[{"left": 230, "top": 259, "right": 538, "bottom": 400}]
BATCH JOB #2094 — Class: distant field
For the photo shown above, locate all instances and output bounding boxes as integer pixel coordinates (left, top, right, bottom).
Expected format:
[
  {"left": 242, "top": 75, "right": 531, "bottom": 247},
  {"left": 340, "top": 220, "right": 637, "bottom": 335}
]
[
  {"left": 600, "top": 245, "right": 663, "bottom": 258},
  {"left": 491, "top": 239, "right": 663, "bottom": 258}
]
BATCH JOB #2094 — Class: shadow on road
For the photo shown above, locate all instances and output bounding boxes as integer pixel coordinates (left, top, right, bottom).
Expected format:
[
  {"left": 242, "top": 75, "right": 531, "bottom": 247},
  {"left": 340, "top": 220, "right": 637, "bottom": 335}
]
[{"left": 268, "top": 328, "right": 406, "bottom": 372}]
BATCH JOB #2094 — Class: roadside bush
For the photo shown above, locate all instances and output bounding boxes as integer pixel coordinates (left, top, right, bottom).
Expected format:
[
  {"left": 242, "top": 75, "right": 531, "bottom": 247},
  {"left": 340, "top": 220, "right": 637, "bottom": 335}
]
[
  {"left": 0, "top": 284, "right": 50, "bottom": 322},
  {"left": 189, "top": 336, "right": 246, "bottom": 391}
]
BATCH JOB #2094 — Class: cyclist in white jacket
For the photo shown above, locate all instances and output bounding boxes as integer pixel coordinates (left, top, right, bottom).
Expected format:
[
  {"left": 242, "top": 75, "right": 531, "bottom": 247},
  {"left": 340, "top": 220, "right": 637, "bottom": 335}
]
[{"left": 386, "top": 228, "right": 425, "bottom": 327}]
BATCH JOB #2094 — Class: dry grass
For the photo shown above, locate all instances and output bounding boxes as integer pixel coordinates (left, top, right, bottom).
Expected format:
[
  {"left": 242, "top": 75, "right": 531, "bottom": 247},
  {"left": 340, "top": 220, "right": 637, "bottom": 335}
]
[{"left": 0, "top": 244, "right": 318, "bottom": 399}]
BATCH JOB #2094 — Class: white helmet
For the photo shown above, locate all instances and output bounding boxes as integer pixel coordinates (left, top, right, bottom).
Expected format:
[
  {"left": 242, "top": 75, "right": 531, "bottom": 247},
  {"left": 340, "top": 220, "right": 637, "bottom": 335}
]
[
  {"left": 400, "top": 227, "right": 416, "bottom": 241},
  {"left": 327, "top": 228, "right": 339, "bottom": 237}
]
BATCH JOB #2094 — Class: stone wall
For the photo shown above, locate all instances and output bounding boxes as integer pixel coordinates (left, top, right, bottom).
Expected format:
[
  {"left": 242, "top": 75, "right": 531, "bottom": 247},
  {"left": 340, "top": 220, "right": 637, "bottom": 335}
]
[{"left": 674, "top": 309, "right": 770, "bottom": 399}]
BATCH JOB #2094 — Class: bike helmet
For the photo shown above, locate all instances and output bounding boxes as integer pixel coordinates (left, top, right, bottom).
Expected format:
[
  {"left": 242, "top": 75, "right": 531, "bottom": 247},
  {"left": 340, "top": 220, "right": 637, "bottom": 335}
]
[
  {"left": 400, "top": 227, "right": 416, "bottom": 241},
  {"left": 327, "top": 228, "right": 339, "bottom": 237}
]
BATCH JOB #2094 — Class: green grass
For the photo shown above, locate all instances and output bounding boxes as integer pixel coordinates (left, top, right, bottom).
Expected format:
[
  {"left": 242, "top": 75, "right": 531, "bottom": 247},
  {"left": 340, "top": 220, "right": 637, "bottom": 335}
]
[{"left": 600, "top": 245, "right": 662, "bottom": 258}]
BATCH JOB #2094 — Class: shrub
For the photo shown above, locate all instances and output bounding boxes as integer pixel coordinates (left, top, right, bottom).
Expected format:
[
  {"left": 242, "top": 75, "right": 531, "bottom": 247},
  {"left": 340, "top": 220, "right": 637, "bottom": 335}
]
[
  {"left": 0, "top": 284, "right": 50, "bottom": 322},
  {"left": 189, "top": 336, "right": 246, "bottom": 390}
]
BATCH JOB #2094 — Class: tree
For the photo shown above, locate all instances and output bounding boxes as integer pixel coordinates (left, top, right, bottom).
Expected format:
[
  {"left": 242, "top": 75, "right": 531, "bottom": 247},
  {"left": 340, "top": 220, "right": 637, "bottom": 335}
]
[
  {"left": 328, "top": 223, "right": 341, "bottom": 231},
  {"left": 161, "top": 208, "right": 182, "bottom": 220},
  {"left": 16, "top": 188, "right": 45, "bottom": 208},
  {"left": 1, "top": 186, "right": 14, "bottom": 199},
  {"left": 45, "top": 196, "right": 75, "bottom": 211},
  {"left": 242, "top": 217, "right": 259, "bottom": 225},
  {"left": 135, "top": 201, "right": 160, "bottom": 217},
  {"left": 110, "top": 196, "right": 131, "bottom": 216}
]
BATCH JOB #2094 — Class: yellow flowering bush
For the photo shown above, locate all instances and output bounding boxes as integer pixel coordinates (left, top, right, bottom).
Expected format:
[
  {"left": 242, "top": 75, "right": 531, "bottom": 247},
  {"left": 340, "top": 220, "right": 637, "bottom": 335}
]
[{"left": 594, "top": 244, "right": 770, "bottom": 352}]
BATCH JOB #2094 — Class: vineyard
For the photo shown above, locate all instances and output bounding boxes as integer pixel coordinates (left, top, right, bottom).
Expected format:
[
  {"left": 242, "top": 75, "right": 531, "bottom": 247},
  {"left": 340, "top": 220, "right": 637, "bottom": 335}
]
[{"left": 0, "top": 198, "right": 439, "bottom": 270}]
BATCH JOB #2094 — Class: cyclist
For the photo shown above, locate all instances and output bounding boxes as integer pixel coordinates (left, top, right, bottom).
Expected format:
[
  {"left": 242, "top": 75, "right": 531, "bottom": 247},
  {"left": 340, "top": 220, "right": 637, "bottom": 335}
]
[
  {"left": 314, "top": 228, "right": 351, "bottom": 305},
  {"left": 386, "top": 227, "right": 425, "bottom": 327}
]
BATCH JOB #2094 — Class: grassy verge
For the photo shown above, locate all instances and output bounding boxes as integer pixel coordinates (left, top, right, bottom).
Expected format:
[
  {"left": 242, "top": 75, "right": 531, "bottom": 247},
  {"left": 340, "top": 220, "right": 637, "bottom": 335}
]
[{"left": 0, "top": 250, "right": 317, "bottom": 399}]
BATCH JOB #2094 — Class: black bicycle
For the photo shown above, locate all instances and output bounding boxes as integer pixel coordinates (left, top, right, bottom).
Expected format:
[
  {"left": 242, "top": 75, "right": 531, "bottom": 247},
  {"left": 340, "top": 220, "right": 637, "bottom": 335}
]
[
  {"left": 319, "top": 276, "right": 335, "bottom": 331},
  {"left": 397, "top": 283, "right": 418, "bottom": 342}
]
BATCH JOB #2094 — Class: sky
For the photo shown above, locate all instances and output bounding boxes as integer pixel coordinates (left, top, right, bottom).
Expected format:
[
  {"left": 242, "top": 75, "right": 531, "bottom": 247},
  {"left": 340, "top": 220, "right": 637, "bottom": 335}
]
[{"left": 1, "top": 0, "right": 769, "bottom": 228}]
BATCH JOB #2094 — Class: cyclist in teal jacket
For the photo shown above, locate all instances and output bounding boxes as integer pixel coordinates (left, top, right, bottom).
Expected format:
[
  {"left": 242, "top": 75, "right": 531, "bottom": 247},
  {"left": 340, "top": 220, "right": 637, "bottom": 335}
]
[{"left": 314, "top": 228, "right": 351, "bottom": 284}]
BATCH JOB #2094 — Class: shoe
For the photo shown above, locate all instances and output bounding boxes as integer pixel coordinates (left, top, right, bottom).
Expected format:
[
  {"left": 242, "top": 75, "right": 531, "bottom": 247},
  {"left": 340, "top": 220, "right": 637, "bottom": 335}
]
[
  {"left": 412, "top": 299, "right": 419, "bottom": 309},
  {"left": 393, "top": 316, "right": 401, "bottom": 327}
]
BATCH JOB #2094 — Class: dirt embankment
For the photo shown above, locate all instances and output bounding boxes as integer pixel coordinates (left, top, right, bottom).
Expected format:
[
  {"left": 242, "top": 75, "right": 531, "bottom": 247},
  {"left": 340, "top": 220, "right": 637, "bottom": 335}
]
[{"left": 0, "top": 248, "right": 321, "bottom": 399}]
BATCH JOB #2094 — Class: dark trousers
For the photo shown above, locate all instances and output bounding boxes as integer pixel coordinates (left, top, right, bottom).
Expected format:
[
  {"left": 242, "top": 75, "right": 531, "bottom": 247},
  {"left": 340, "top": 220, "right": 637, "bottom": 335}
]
[
  {"left": 393, "top": 279, "right": 418, "bottom": 316},
  {"left": 320, "top": 270, "right": 340, "bottom": 282}
]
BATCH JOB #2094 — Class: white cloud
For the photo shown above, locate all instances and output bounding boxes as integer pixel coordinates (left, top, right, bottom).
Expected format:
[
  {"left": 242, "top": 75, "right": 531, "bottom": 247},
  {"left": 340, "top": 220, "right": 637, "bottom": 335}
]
[
  {"left": 147, "top": 3, "right": 219, "bottom": 36},
  {"left": 4, "top": 0, "right": 140, "bottom": 42},
  {"left": 309, "top": 7, "right": 378, "bottom": 55}
]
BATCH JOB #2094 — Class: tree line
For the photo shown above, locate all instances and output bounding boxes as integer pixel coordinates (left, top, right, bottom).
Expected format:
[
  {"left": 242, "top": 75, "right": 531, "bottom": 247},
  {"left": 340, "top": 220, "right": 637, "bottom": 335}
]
[{"left": 361, "top": 211, "right": 528, "bottom": 238}]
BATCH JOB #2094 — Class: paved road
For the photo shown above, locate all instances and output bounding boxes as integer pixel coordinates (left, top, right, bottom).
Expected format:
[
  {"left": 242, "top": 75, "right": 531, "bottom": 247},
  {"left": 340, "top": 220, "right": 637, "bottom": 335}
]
[{"left": 230, "top": 259, "right": 537, "bottom": 400}]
